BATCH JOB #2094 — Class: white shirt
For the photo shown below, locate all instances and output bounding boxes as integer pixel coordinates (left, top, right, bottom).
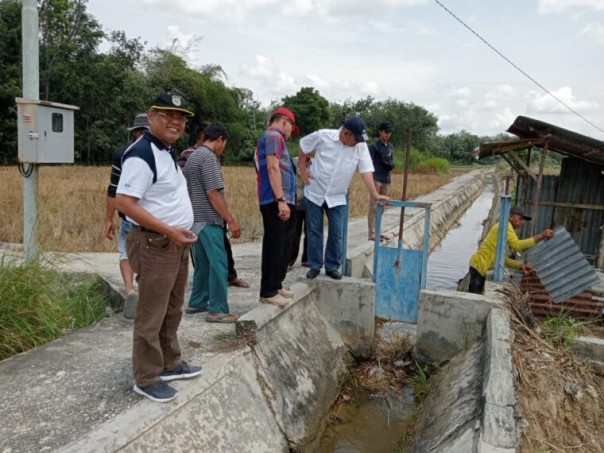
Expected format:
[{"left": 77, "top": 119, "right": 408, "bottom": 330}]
[
  {"left": 117, "top": 140, "right": 194, "bottom": 229},
  {"left": 299, "top": 129, "right": 374, "bottom": 207}
]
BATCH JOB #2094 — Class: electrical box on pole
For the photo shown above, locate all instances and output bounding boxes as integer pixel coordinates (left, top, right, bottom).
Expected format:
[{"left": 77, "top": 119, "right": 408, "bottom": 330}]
[{"left": 16, "top": 98, "right": 79, "bottom": 164}]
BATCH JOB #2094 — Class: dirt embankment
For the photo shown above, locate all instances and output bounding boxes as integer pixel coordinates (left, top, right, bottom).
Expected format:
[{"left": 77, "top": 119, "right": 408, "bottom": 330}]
[{"left": 506, "top": 286, "right": 604, "bottom": 452}]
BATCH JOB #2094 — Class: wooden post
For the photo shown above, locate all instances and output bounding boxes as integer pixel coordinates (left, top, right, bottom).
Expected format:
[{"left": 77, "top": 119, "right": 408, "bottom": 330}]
[{"left": 530, "top": 141, "right": 548, "bottom": 236}]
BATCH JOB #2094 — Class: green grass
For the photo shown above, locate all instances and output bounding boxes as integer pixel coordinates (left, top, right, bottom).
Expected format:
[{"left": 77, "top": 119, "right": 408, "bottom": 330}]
[
  {"left": 0, "top": 259, "right": 112, "bottom": 360},
  {"left": 541, "top": 310, "right": 585, "bottom": 347}
]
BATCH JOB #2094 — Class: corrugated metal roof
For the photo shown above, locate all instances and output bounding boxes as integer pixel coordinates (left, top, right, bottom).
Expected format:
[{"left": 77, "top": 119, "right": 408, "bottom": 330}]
[
  {"left": 526, "top": 225, "right": 600, "bottom": 303},
  {"left": 477, "top": 116, "right": 604, "bottom": 166}
]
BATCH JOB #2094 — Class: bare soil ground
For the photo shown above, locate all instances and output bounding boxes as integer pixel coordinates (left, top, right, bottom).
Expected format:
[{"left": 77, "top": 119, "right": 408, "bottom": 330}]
[{"left": 505, "top": 286, "right": 604, "bottom": 452}]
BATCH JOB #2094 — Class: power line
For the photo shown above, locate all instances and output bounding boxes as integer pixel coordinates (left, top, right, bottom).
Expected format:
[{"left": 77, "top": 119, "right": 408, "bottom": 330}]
[{"left": 433, "top": 0, "right": 604, "bottom": 135}]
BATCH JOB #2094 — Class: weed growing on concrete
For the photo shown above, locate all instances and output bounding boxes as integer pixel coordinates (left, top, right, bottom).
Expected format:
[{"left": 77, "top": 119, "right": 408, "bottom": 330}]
[
  {"left": 0, "top": 258, "right": 111, "bottom": 360},
  {"left": 541, "top": 309, "right": 586, "bottom": 347}
]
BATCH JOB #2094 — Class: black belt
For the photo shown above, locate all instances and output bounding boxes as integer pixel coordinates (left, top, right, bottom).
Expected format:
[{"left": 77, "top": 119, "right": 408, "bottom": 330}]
[{"left": 133, "top": 225, "right": 162, "bottom": 235}]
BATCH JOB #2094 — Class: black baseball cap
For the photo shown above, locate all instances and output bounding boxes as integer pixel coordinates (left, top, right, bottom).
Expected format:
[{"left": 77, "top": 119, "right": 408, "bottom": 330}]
[
  {"left": 379, "top": 121, "right": 393, "bottom": 133},
  {"left": 150, "top": 93, "right": 194, "bottom": 117}
]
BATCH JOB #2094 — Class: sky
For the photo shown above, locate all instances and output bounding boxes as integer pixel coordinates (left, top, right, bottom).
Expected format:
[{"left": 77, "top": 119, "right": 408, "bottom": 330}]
[{"left": 87, "top": 0, "right": 604, "bottom": 139}]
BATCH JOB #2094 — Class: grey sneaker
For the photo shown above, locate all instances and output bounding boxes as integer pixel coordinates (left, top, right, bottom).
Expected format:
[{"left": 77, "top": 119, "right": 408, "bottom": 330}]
[
  {"left": 133, "top": 380, "right": 177, "bottom": 403},
  {"left": 160, "top": 361, "right": 203, "bottom": 381},
  {"left": 123, "top": 292, "right": 138, "bottom": 320}
]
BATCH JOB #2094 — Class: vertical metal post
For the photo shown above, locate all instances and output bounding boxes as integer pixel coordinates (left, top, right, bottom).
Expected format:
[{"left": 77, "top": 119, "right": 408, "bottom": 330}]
[
  {"left": 22, "top": 0, "right": 39, "bottom": 263},
  {"left": 420, "top": 206, "right": 431, "bottom": 289},
  {"left": 493, "top": 196, "right": 511, "bottom": 281},
  {"left": 373, "top": 202, "right": 383, "bottom": 282}
]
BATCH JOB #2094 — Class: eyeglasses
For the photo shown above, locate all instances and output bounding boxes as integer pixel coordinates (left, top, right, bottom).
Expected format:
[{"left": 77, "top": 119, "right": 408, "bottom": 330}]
[{"left": 154, "top": 110, "right": 188, "bottom": 124}]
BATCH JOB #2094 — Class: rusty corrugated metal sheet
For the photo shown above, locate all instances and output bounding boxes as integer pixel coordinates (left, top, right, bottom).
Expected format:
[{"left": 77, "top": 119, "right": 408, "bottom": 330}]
[
  {"left": 520, "top": 275, "right": 604, "bottom": 320},
  {"left": 507, "top": 116, "right": 604, "bottom": 166},
  {"left": 525, "top": 225, "right": 600, "bottom": 303}
]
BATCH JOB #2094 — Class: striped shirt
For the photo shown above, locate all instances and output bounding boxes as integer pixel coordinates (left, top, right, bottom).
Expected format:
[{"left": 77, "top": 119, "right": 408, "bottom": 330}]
[
  {"left": 256, "top": 127, "right": 295, "bottom": 206},
  {"left": 184, "top": 145, "right": 225, "bottom": 226}
]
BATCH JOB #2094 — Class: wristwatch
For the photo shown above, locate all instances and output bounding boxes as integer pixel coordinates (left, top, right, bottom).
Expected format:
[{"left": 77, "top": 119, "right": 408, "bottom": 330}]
[{"left": 276, "top": 196, "right": 286, "bottom": 203}]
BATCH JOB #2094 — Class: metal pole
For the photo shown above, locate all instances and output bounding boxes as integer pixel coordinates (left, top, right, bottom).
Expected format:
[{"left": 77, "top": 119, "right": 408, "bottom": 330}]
[
  {"left": 22, "top": 0, "right": 39, "bottom": 263},
  {"left": 493, "top": 196, "right": 511, "bottom": 281},
  {"left": 394, "top": 129, "right": 412, "bottom": 268}
]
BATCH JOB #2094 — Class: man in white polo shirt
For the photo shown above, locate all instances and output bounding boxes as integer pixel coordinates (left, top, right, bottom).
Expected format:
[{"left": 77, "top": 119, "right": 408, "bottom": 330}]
[
  {"left": 298, "top": 117, "right": 390, "bottom": 280},
  {"left": 116, "top": 93, "right": 202, "bottom": 403}
]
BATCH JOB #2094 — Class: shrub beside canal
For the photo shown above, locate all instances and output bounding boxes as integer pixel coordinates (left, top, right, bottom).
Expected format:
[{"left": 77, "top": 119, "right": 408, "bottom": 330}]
[{"left": 0, "top": 260, "right": 112, "bottom": 360}]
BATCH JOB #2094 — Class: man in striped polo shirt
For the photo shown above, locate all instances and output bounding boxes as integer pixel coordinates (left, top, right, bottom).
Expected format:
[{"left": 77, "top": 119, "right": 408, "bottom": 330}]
[
  {"left": 256, "top": 107, "right": 299, "bottom": 306},
  {"left": 116, "top": 93, "right": 202, "bottom": 403},
  {"left": 183, "top": 123, "right": 241, "bottom": 323}
]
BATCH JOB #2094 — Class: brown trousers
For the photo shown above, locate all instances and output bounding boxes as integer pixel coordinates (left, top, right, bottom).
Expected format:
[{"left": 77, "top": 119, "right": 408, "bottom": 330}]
[
  {"left": 368, "top": 181, "right": 390, "bottom": 238},
  {"left": 127, "top": 228, "right": 190, "bottom": 386}
]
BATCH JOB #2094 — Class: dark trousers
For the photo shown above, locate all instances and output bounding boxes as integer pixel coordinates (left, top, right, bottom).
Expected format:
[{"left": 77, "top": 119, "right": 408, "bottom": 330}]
[
  {"left": 260, "top": 202, "right": 295, "bottom": 298},
  {"left": 468, "top": 266, "right": 486, "bottom": 294},
  {"left": 223, "top": 228, "right": 237, "bottom": 281},
  {"left": 289, "top": 209, "right": 308, "bottom": 266}
]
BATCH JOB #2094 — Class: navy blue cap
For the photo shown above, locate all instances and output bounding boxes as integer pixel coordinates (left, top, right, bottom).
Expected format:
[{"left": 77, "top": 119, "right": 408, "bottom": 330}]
[{"left": 342, "top": 116, "right": 368, "bottom": 143}]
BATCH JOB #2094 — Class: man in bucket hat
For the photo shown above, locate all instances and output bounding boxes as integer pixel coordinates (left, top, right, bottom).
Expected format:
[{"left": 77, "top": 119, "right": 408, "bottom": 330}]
[
  {"left": 465, "top": 205, "right": 553, "bottom": 294},
  {"left": 115, "top": 93, "right": 202, "bottom": 403},
  {"left": 104, "top": 113, "right": 149, "bottom": 320},
  {"left": 298, "top": 116, "right": 390, "bottom": 280}
]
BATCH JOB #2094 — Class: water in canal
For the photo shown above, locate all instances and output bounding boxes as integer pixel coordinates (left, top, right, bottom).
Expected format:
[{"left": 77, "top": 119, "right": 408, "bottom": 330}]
[
  {"left": 318, "top": 184, "right": 495, "bottom": 452},
  {"left": 426, "top": 183, "right": 495, "bottom": 290}
]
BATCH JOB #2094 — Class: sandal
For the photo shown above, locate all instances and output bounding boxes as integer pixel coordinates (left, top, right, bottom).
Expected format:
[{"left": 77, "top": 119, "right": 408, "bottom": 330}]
[
  {"left": 205, "top": 313, "right": 239, "bottom": 323},
  {"left": 228, "top": 278, "right": 250, "bottom": 288}
]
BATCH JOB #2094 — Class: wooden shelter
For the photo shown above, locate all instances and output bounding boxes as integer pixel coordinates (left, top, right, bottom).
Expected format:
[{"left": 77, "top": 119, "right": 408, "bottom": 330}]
[{"left": 478, "top": 116, "right": 604, "bottom": 269}]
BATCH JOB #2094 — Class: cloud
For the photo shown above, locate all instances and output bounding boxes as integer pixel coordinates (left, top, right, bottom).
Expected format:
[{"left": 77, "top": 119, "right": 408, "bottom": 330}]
[
  {"left": 580, "top": 22, "right": 604, "bottom": 45},
  {"left": 243, "top": 55, "right": 276, "bottom": 79},
  {"left": 448, "top": 86, "right": 471, "bottom": 99},
  {"left": 537, "top": 0, "right": 604, "bottom": 14},
  {"left": 527, "top": 87, "right": 599, "bottom": 113},
  {"left": 486, "top": 84, "right": 517, "bottom": 100},
  {"left": 138, "top": 0, "right": 428, "bottom": 22}
]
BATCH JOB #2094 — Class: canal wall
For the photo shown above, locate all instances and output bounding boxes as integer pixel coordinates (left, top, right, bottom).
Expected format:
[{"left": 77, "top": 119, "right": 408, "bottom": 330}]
[{"left": 416, "top": 291, "right": 518, "bottom": 452}]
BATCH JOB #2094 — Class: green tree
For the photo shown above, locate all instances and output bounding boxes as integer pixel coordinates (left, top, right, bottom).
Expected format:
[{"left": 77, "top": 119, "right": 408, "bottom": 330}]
[
  {"left": 281, "top": 87, "right": 330, "bottom": 136},
  {"left": 0, "top": 0, "right": 22, "bottom": 163}
]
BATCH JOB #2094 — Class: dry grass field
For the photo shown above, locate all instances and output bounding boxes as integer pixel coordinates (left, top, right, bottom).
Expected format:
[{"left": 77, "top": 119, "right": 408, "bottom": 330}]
[{"left": 0, "top": 165, "right": 467, "bottom": 253}]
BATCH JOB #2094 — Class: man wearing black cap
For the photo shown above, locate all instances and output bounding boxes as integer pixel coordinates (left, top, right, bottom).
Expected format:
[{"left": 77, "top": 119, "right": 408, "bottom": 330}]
[
  {"left": 466, "top": 206, "right": 553, "bottom": 294},
  {"left": 368, "top": 121, "right": 394, "bottom": 241},
  {"left": 115, "top": 93, "right": 202, "bottom": 403},
  {"left": 104, "top": 113, "right": 149, "bottom": 320},
  {"left": 298, "top": 117, "right": 390, "bottom": 280}
]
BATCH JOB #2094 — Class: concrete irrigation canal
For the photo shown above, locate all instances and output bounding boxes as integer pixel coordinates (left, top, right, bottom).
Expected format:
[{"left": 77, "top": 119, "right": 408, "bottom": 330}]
[{"left": 1, "top": 168, "right": 603, "bottom": 452}]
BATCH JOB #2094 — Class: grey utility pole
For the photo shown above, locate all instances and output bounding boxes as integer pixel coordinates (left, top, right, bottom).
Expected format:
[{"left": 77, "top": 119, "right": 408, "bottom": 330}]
[{"left": 22, "top": 0, "right": 39, "bottom": 263}]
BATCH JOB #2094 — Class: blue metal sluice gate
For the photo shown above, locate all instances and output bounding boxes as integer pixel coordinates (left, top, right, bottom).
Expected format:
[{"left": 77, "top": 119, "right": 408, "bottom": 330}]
[{"left": 373, "top": 201, "right": 431, "bottom": 322}]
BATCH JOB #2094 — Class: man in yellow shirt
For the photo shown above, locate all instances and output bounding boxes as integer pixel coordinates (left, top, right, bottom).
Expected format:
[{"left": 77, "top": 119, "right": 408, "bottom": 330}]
[{"left": 468, "top": 206, "right": 553, "bottom": 294}]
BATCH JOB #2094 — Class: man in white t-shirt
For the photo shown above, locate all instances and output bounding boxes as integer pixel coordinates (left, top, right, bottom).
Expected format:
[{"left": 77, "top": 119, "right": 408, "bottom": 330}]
[
  {"left": 116, "top": 93, "right": 202, "bottom": 403},
  {"left": 298, "top": 117, "right": 390, "bottom": 280}
]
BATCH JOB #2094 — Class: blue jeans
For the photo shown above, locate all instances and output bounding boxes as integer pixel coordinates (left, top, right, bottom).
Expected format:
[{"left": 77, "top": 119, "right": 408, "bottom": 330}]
[
  {"left": 188, "top": 225, "right": 229, "bottom": 314},
  {"left": 118, "top": 218, "right": 133, "bottom": 261},
  {"left": 306, "top": 199, "right": 347, "bottom": 272}
]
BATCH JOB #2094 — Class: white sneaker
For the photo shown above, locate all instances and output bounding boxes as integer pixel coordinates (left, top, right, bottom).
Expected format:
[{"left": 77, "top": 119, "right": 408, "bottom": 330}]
[
  {"left": 278, "top": 288, "right": 295, "bottom": 298},
  {"left": 259, "top": 294, "right": 289, "bottom": 306}
]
